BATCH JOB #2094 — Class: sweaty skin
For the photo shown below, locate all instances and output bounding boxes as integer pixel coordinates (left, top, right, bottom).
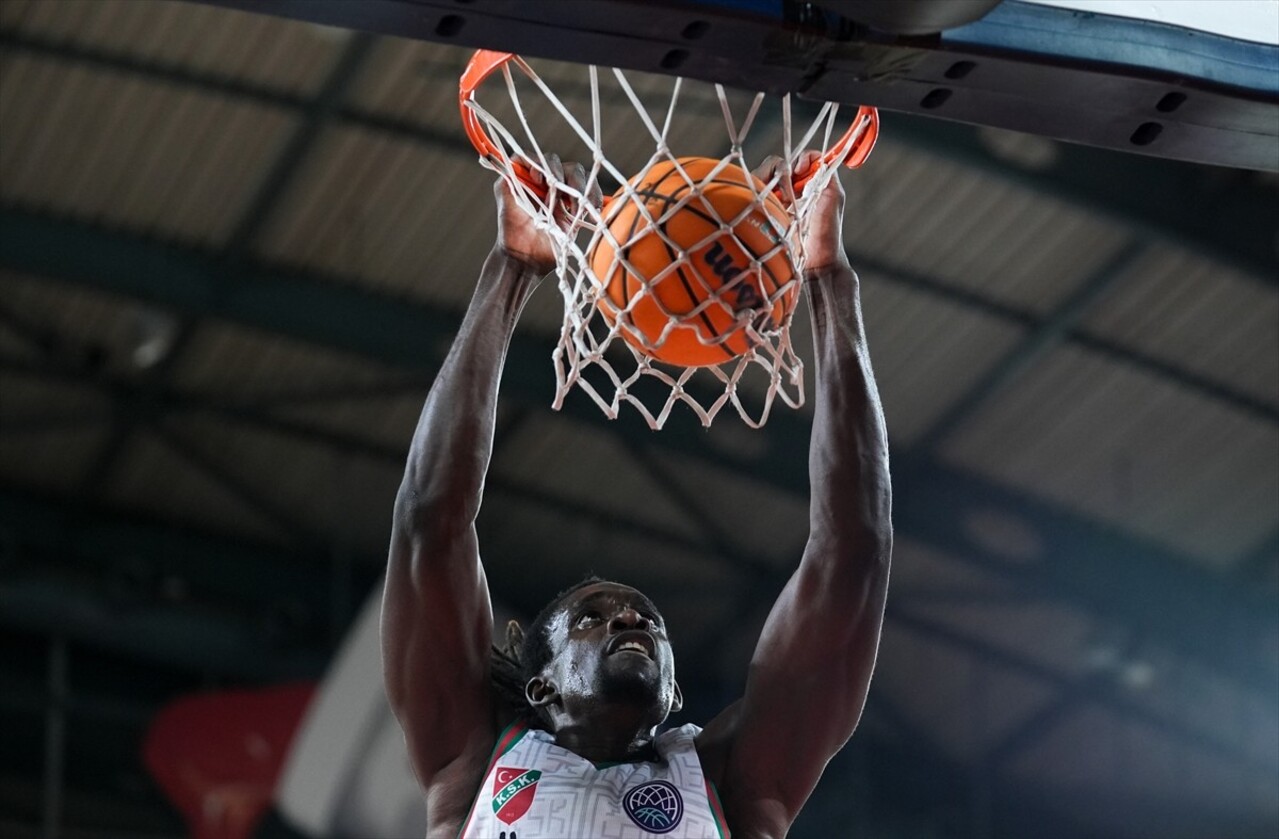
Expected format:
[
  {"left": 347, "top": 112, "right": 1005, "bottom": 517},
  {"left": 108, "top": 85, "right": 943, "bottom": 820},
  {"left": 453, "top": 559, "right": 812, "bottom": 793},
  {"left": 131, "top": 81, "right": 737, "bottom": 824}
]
[{"left": 382, "top": 153, "right": 892, "bottom": 839}]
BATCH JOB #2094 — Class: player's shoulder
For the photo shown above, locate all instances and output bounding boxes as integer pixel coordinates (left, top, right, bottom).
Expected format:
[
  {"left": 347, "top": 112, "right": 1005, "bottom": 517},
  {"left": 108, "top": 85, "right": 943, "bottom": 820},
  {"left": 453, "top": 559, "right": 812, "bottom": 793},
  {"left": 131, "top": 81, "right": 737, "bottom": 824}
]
[
  {"left": 653, "top": 722, "right": 702, "bottom": 762},
  {"left": 693, "top": 700, "right": 743, "bottom": 787},
  {"left": 658, "top": 722, "right": 702, "bottom": 743}
]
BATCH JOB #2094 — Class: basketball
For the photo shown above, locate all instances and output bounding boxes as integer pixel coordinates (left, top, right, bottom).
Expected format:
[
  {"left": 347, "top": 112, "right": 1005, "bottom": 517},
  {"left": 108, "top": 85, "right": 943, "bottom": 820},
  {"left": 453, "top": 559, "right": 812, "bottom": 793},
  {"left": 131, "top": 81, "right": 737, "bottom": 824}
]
[{"left": 590, "top": 157, "right": 798, "bottom": 367}]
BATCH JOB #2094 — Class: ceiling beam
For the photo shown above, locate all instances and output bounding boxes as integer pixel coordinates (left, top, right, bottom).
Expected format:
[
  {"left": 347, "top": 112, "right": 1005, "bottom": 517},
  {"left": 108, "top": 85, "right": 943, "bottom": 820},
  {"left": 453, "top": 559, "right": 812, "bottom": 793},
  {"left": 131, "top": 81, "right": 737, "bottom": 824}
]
[{"left": 2, "top": 212, "right": 1274, "bottom": 703}]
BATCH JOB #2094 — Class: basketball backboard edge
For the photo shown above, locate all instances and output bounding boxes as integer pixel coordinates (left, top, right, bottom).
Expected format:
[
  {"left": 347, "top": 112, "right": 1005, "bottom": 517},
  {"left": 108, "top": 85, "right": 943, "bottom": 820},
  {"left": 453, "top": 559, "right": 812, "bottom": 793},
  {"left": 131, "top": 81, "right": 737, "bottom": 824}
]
[{"left": 189, "top": 0, "right": 1278, "bottom": 171}]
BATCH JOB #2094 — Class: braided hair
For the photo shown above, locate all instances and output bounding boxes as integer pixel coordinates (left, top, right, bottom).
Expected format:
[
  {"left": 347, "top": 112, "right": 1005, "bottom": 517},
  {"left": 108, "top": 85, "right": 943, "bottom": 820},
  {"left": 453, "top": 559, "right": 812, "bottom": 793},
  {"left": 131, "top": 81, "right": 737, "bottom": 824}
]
[{"left": 490, "top": 576, "right": 603, "bottom": 729}]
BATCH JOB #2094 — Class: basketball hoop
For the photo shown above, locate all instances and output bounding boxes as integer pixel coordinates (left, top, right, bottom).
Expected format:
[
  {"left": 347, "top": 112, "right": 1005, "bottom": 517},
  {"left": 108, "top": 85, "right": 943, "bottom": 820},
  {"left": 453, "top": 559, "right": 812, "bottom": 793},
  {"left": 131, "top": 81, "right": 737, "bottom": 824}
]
[{"left": 460, "top": 50, "right": 878, "bottom": 429}]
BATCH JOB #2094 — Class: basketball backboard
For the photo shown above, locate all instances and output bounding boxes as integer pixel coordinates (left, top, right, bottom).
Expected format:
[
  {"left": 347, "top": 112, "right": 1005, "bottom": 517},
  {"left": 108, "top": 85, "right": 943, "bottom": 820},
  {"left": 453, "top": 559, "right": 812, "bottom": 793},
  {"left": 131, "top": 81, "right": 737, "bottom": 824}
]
[{"left": 191, "top": 0, "right": 1278, "bottom": 170}]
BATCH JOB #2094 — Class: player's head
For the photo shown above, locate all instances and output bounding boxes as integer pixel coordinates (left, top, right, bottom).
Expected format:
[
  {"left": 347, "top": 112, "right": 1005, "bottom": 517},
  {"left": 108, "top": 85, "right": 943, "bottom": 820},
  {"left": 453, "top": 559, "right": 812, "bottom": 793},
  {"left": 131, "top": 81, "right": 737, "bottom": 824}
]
[
  {"left": 497, "top": 577, "right": 682, "bottom": 732},
  {"left": 528, "top": 579, "right": 683, "bottom": 730}
]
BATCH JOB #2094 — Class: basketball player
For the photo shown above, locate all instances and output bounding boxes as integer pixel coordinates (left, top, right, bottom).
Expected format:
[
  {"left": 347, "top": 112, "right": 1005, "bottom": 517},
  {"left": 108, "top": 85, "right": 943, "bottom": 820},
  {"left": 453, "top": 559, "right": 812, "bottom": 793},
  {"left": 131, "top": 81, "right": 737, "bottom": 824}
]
[{"left": 382, "top": 153, "right": 892, "bottom": 838}]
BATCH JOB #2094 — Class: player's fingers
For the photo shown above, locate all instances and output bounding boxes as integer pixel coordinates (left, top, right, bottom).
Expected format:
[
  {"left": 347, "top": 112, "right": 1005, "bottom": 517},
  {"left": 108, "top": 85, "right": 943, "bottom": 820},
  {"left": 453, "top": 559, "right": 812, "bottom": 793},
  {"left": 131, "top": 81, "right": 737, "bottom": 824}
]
[
  {"left": 511, "top": 154, "right": 544, "bottom": 188},
  {"left": 794, "top": 149, "right": 822, "bottom": 177},
  {"left": 562, "top": 161, "right": 601, "bottom": 210},
  {"left": 563, "top": 161, "right": 587, "bottom": 196},
  {"left": 753, "top": 154, "right": 785, "bottom": 186},
  {"left": 586, "top": 175, "right": 603, "bottom": 210},
  {"left": 545, "top": 153, "right": 564, "bottom": 184}
]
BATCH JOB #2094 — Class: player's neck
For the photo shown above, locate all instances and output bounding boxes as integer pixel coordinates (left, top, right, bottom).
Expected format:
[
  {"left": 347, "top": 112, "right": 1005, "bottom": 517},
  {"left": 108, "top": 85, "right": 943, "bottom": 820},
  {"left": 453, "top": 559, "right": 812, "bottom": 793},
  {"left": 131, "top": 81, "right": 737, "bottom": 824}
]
[{"left": 551, "top": 706, "right": 661, "bottom": 764}]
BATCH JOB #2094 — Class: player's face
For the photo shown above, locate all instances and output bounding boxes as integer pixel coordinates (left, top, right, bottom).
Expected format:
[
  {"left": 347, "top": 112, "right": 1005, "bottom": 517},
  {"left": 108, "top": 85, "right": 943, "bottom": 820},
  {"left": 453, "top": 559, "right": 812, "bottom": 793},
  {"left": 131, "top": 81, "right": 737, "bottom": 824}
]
[{"left": 544, "top": 582, "right": 679, "bottom": 718}]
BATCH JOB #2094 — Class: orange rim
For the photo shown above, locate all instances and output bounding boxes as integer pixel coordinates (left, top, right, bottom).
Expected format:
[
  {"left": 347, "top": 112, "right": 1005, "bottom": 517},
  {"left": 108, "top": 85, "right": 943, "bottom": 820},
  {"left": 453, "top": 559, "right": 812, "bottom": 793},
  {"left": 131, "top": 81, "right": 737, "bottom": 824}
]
[
  {"left": 787, "top": 106, "right": 878, "bottom": 197},
  {"left": 460, "top": 50, "right": 541, "bottom": 194},
  {"left": 460, "top": 49, "right": 878, "bottom": 201}
]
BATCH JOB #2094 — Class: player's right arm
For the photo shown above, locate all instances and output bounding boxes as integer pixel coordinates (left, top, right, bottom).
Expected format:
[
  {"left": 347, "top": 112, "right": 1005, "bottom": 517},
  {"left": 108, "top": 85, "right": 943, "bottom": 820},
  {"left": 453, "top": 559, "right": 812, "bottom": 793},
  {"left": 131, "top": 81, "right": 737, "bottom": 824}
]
[
  {"left": 697, "top": 157, "right": 892, "bottom": 838},
  {"left": 382, "top": 160, "right": 586, "bottom": 821}
]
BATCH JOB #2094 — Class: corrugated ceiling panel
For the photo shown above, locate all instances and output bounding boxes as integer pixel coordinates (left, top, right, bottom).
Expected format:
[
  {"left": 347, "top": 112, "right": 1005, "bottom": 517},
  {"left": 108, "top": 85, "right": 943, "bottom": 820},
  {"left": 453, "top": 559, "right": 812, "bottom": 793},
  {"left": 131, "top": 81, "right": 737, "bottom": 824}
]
[
  {"left": 481, "top": 498, "right": 739, "bottom": 599},
  {"left": 272, "top": 394, "right": 423, "bottom": 459},
  {"left": 1132, "top": 655, "right": 1279, "bottom": 775},
  {"left": 1083, "top": 247, "right": 1279, "bottom": 409},
  {"left": 0, "top": 423, "right": 109, "bottom": 495},
  {"left": 477, "top": 496, "right": 743, "bottom": 653},
  {"left": 105, "top": 428, "right": 292, "bottom": 546},
  {"left": 659, "top": 449, "right": 811, "bottom": 563},
  {"left": 255, "top": 123, "right": 495, "bottom": 309},
  {"left": 252, "top": 118, "right": 568, "bottom": 337},
  {"left": 684, "top": 266, "right": 1028, "bottom": 438},
  {"left": 888, "top": 536, "right": 1023, "bottom": 598},
  {"left": 172, "top": 320, "right": 399, "bottom": 400},
  {"left": 855, "top": 274, "right": 1028, "bottom": 445},
  {"left": 0, "top": 320, "right": 37, "bottom": 359},
  {"left": 911, "top": 598, "right": 1098, "bottom": 681},
  {"left": 351, "top": 38, "right": 474, "bottom": 127},
  {"left": 0, "top": 374, "right": 110, "bottom": 494},
  {"left": 941, "top": 344, "right": 1279, "bottom": 565},
  {"left": 0, "top": 371, "right": 108, "bottom": 424},
  {"left": 5, "top": 0, "right": 341, "bottom": 96},
  {"left": 0, "top": 0, "right": 32, "bottom": 27},
  {"left": 1006, "top": 703, "right": 1273, "bottom": 839},
  {"left": 490, "top": 412, "right": 706, "bottom": 543},
  {"left": 851, "top": 142, "right": 1133, "bottom": 316},
  {"left": 875, "top": 611, "right": 1058, "bottom": 761},
  {"left": 0, "top": 56, "right": 295, "bottom": 247},
  {"left": 0, "top": 272, "right": 164, "bottom": 379},
  {"left": 170, "top": 320, "right": 425, "bottom": 454},
  {"left": 169, "top": 414, "right": 405, "bottom": 556}
]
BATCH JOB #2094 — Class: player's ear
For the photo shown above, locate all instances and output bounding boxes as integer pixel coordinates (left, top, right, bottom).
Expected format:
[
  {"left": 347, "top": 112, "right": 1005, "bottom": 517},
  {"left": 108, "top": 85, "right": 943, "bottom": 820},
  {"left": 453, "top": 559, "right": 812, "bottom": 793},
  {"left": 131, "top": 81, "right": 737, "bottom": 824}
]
[
  {"left": 505, "top": 620, "right": 525, "bottom": 652},
  {"left": 670, "top": 680, "right": 683, "bottom": 714},
  {"left": 525, "top": 676, "right": 558, "bottom": 709}
]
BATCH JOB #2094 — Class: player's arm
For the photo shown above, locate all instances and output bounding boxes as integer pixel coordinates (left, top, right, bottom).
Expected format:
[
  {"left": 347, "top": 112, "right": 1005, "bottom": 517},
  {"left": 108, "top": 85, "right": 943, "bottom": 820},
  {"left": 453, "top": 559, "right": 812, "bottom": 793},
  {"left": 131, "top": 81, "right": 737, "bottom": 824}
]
[
  {"left": 706, "top": 161, "right": 892, "bottom": 836},
  {"left": 381, "top": 159, "right": 587, "bottom": 795}
]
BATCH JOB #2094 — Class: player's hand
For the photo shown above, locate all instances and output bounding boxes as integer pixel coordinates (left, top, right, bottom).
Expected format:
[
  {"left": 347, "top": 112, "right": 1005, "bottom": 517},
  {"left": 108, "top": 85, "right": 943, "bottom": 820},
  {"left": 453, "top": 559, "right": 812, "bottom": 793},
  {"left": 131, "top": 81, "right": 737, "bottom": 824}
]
[
  {"left": 754, "top": 150, "right": 849, "bottom": 277},
  {"left": 796, "top": 150, "right": 848, "bottom": 275},
  {"left": 495, "top": 154, "right": 599, "bottom": 276}
]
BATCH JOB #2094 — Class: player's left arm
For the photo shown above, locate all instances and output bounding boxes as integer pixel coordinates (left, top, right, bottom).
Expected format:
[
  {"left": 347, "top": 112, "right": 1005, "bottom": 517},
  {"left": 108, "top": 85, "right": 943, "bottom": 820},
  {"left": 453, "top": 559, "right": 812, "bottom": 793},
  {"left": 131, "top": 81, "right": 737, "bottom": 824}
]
[{"left": 702, "top": 162, "right": 892, "bottom": 837}]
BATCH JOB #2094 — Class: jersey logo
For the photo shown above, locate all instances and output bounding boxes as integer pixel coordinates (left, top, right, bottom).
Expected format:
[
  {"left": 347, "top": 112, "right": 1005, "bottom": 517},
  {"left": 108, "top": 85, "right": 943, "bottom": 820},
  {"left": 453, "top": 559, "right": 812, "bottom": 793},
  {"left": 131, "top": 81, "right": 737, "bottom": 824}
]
[
  {"left": 492, "top": 766, "right": 541, "bottom": 825},
  {"left": 622, "top": 780, "right": 684, "bottom": 834}
]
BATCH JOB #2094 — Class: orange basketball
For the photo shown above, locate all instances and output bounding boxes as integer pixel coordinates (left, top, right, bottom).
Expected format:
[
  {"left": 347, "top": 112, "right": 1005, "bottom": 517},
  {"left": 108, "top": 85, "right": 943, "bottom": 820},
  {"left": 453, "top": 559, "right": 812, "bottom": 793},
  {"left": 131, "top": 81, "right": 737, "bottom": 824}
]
[{"left": 590, "top": 157, "right": 798, "bottom": 367}]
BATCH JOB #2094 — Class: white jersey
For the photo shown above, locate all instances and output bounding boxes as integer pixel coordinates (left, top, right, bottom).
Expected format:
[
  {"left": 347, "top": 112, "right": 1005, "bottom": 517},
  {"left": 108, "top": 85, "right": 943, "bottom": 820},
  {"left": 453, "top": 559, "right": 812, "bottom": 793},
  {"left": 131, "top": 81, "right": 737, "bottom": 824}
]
[{"left": 459, "top": 721, "right": 730, "bottom": 838}]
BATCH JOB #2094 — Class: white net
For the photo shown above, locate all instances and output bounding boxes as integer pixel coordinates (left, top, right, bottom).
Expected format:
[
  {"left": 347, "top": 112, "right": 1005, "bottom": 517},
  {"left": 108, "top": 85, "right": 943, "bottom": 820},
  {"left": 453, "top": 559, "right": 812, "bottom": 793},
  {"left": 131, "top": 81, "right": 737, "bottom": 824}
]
[{"left": 462, "top": 53, "right": 874, "bottom": 429}]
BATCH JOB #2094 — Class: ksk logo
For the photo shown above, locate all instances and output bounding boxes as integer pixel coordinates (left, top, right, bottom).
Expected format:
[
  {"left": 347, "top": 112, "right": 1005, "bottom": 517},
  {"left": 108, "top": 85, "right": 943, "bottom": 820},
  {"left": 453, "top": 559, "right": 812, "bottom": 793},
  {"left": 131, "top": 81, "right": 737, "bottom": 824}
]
[{"left": 492, "top": 766, "right": 541, "bottom": 825}]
